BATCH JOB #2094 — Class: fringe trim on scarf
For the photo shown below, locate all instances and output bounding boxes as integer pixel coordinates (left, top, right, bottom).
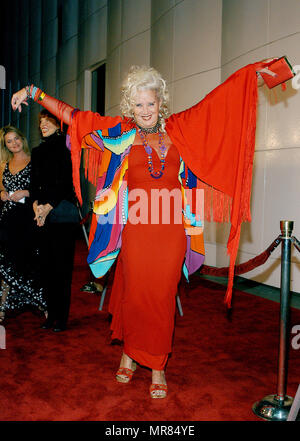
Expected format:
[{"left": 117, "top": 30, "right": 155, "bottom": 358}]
[
  {"left": 82, "top": 148, "right": 103, "bottom": 187},
  {"left": 224, "top": 76, "right": 258, "bottom": 308},
  {"left": 68, "top": 111, "right": 104, "bottom": 205},
  {"left": 196, "top": 180, "right": 232, "bottom": 223},
  {"left": 69, "top": 111, "right": 83, "bottom": 205}
]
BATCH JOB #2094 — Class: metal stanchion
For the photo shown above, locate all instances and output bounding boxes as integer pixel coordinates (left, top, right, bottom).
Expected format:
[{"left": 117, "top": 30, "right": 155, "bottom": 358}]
[
  {"left": 253, "top": 220, "right": 297, "bottom": 421},
  {"left": 77, "top": 204, "right": 90, "bottom": 248},
  {"left": 78, "top": 207, "right": 104, "bottom": 295}
]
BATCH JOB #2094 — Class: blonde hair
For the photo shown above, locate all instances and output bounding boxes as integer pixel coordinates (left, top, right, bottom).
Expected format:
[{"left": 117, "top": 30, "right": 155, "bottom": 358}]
[
  {"left": 0, "top": 125, "right": 30, "bottom": 163},
  {"left": 120, "top": 65, "right": 170, "bottom": 131}
]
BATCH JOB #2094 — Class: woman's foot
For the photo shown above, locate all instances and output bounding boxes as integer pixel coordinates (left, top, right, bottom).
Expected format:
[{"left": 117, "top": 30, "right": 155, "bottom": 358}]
[
  {"left": 38, "top": 307, "right": 48, "bottom": 319},
  {"left": 150, "top": 370, "right": 168, "bottom": 399},
  {"left": 40, "top": 317, "right": 54, "bottom": 329},
  {"left": 116, "top": 353, "right": 137, "bottom": 383}
]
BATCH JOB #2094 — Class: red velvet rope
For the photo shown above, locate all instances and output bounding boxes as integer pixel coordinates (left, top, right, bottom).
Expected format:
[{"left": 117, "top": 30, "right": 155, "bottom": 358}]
[
  {"left": 200, "top": 236, "right": 281, "bottom": 277},
  {"left": 292, "top": 236, "right": 300, "bottom": 254}
]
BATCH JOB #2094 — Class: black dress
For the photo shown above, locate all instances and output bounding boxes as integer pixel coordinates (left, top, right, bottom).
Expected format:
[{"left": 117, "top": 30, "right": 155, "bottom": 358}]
[
  {"left": 30, "top": 131, "right": 78, "bottom": 328},
  {"left": 0, "top": 162, "right": 46, "bottom": 313}
]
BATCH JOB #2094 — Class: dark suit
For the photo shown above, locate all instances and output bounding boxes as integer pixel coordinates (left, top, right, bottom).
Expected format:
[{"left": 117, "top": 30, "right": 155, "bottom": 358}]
[{"left": 30, "top": 131, "right": 78, "bottom": 328}]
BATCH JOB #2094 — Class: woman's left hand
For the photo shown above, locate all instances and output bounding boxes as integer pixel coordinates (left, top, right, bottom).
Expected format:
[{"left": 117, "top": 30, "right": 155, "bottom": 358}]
[
  {"left": 9, "top": 189, "right": 29, "bottom": 202},
  {"left": 256, "top": 57, "right": 279, "bottom": 87},
  {"left": 34, "top": 203, "right": 53, "bottom": 227}
]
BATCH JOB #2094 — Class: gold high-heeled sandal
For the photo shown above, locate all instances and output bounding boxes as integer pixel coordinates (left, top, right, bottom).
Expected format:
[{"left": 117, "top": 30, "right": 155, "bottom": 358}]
[
  {"left": 116, "top": 356, "right": 137, "bottom": 383},
  {"left": 149, "top": 383, "right": 168, "bottom": 399},
  {"left": 150, "top": 370, "right": 167, "bottom": 398}
]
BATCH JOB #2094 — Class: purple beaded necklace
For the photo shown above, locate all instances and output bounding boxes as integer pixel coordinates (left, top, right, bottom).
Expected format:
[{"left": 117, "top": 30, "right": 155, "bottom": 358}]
[{"left": 138, "top": 128, "right": 167, "bottom": 179}]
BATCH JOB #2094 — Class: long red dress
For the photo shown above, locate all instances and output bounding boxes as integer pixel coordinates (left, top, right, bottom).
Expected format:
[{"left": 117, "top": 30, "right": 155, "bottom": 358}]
[{"left": 109, "top": 139, "right": 186, "bottom": 370}]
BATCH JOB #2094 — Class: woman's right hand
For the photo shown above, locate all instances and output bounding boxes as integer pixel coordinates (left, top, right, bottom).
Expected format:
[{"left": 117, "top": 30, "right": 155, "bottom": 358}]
[
  {"left": 0, "top": 190, "right": 10, "bottom": 202},
  {"left": 33, "top": 202, "right": 53, "bottom": 227},
  {"left": 11, "top": 88, "right": 29, "bottom": 113}
]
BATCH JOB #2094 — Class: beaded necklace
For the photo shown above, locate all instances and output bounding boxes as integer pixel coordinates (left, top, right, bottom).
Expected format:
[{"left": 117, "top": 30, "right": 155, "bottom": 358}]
[
  {"left": 136, "top": 121, "right": 160, "bottom": 134},
  {"left": 138, "top": 129, "right": 167, "bottom": 179}
]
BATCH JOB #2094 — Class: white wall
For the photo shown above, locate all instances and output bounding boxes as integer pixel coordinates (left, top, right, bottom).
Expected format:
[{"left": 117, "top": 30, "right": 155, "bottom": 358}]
[
  {"left": 219, "top": 0, "right": 300, "bottom": 291},
  {"left": 106, "top": 0, "right": 151, "bottom": 116}
]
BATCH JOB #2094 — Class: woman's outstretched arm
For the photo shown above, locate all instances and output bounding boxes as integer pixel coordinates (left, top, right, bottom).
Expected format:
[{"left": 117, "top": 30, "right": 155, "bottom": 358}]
[{"left": 11, "top": 85, "right": 74, "bottom": 126}]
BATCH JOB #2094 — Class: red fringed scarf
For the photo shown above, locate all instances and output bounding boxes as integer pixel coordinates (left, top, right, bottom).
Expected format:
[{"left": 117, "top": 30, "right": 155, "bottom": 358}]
[{"left": 166, "top": 62, "right": 259, "bottom": 307}]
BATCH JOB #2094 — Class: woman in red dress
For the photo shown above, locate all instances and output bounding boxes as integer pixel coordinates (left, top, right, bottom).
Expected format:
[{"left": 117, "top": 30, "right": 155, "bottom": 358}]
[
  {"left": 11, "top": 60, "right": 267, "bottom": 398},
  {"left": 109, "top": 81, "right": 186, "bottom": 397}
]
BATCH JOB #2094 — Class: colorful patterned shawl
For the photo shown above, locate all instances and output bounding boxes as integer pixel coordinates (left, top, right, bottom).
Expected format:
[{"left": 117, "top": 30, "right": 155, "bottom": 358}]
[
  {"left": 68, "top": 62, "right": 260, "bottom": 307},
  {"left": 69, "top": 120, "right": 205, "bottom": 283}
]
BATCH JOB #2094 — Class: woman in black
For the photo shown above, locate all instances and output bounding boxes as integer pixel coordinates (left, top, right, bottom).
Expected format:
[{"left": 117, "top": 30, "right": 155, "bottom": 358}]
[
  {"left": 0, "top": 125, "right": 46, "bottom": 322},
  {"left": 31, "top": 109, "right": 78, "bottom": 332}
]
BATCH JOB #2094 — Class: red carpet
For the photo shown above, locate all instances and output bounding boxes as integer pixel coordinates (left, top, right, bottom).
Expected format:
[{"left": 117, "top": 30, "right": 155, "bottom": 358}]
[{"left": 0, "top": 239, "right": 300, "bottom": 422}]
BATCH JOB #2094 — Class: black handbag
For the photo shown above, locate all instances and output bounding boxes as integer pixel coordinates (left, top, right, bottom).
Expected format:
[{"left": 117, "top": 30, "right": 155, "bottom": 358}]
[{"left": 48, "top": 200, "right": 80, "bottom": 224}]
